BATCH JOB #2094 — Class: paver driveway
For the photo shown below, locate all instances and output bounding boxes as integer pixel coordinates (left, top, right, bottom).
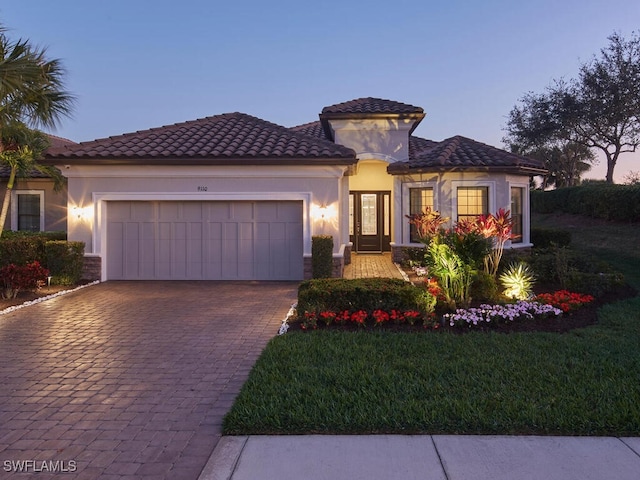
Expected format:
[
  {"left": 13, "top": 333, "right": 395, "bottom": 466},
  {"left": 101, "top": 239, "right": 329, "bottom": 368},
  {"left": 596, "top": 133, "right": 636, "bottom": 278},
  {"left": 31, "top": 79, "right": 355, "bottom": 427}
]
[{"left": 0, "top": 281, "right": 298, "bottom": 480}]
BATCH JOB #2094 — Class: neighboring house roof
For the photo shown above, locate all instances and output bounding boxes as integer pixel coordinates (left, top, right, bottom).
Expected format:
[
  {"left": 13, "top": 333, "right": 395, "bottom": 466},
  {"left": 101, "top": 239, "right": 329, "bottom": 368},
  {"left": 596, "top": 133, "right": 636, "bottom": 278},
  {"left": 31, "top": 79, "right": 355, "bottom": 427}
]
[
  {"left": 44, "top": 112, "right": 357, "bottom": 166},
  {"left": 388, "top": 135, "right": 546, "bottom": 175},
  {"left": 0, "top": 134, "right": 75, "bottom": 179}
]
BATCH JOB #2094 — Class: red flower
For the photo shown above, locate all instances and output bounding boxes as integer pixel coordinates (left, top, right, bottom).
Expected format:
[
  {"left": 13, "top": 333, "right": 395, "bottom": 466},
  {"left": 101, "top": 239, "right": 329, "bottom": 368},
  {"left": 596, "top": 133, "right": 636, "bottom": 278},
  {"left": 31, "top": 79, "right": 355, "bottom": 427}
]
[
  {"left": 403, "top": 310, "right": 421, "bottom": 325},
  {"left": 319, "top": 311, "right": 336, "bottom": 326},
  {"left": 535, "top": 290, "right": 594, "bottom": 312},
  {"left": 350, "top": 310, "right": 368, "bottom": 326},
  {"left": 372, "top": 309, "right": 390, "bottom": 326},
  {"left": 390, "top": 309, "right": 405, "bottom": 324}
]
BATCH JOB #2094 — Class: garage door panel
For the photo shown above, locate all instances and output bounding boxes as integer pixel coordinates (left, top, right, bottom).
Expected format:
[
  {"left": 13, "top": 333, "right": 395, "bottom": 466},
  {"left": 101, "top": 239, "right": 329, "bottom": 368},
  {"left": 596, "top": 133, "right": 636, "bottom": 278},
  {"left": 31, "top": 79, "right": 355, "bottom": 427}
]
[
  {"left": 231, "top": 202, "right": 254, "bottom": 221},
  {"left": 131, "top": 201, "right": 154, "bottom": 220},
  {"left": 107, "top": 201, "right": 303, "bottom": 280}
]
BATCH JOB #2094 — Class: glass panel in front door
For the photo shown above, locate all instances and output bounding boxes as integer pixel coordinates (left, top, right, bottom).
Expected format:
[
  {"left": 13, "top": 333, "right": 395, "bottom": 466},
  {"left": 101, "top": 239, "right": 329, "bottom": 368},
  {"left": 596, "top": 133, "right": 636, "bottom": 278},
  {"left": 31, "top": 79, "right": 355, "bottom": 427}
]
[{"left": 361, "top": 194, "right": 377, "bottom": 235}]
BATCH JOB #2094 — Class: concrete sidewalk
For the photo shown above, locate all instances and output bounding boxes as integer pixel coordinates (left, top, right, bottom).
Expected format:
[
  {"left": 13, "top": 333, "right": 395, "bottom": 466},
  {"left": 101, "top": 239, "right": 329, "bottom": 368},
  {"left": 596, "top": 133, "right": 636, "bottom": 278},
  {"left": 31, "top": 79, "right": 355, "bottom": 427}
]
[{"left": 200, "top": 435, "right": 640, "bottom": 480}]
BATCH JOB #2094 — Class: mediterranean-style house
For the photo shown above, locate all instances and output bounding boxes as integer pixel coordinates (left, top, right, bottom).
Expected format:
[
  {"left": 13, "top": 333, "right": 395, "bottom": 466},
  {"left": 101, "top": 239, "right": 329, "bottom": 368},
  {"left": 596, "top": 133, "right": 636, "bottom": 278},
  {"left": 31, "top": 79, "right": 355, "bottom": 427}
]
[
  {"left": 43, "top": 98, "right": 546, "bottom": 281},
  {"left": 1, "top": 135, "right": 75, "bottom": 233}
]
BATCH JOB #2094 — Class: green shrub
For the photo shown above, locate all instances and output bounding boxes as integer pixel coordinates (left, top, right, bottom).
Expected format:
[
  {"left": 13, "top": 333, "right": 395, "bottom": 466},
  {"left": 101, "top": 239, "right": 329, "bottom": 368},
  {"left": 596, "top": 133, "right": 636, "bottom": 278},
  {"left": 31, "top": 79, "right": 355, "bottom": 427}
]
[
  {"left": 470, "top": 271, "right": 499, "bottom": 303},
  {"left": 531, "top": 228, "right": 572, "bottom": 248},
  {"left": 531, "top": 185, "right": 640, "bottom": 221},
  {"left": 566, "top": 272, "right": 626, "bottom": 297},
  {"left": 0, "top": 237, "right": 45, "bottom": 267},
  {"left": 400, "top": 246, "right": 427, "bottom": 267},
  {"left": 45, "top": 241, "right": 85, "bottom": 285},
  {"left": 311, "top": 235, "right": 333, "bottom": 278},
  {"left": 297, "top": 278, "right": 432, "bottom": 319},
  {"left": 0, "top": 231, "right": 67, "bottom": 267}
]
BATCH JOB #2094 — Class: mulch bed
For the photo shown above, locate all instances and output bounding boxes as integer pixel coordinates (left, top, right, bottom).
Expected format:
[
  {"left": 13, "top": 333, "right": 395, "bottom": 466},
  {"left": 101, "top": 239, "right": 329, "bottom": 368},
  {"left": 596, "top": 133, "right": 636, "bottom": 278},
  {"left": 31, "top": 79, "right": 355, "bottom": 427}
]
[
  {"left": 288, "top": 274, "right": 638, "bottom": 334},
  {"left": 0, "top": 285, "right": 82, "bottom": 312}
]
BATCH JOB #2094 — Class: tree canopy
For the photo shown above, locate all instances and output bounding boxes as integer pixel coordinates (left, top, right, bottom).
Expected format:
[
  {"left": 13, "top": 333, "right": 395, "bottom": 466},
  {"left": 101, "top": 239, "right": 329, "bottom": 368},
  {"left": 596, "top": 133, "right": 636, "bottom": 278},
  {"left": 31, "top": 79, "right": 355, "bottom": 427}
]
[
  {"left": 0, "top": 24, "right": 74, "bottom": 236},
  {"left": 504, "top": 32, "right": 640, "bottom": 184}
]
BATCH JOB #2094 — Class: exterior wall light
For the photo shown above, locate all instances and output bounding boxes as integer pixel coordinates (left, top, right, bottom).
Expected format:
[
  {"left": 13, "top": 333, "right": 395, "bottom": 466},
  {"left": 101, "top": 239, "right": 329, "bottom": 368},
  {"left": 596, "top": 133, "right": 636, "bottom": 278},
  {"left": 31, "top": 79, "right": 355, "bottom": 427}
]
[
  {"left": 311, "top": 203, "right": 337, "bottom": 222},
  {"left": 72, "top": 205, "right": 93, "bottom": 221}
]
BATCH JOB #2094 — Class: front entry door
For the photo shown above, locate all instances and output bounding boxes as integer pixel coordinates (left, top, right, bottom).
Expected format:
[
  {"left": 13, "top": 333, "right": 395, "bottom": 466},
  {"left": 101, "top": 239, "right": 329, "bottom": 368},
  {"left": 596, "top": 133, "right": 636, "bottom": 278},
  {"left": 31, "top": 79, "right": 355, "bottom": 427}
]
[{"left": 350, "top": 191, "right": 391, "bottom": 252}]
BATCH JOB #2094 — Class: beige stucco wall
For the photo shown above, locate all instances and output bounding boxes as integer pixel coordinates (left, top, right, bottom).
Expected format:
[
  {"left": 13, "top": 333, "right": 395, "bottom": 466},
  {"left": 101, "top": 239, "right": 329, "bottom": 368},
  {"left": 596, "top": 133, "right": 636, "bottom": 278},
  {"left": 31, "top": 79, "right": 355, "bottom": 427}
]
[
  {"left": 0, "top": 178, "right": 67, "bottom": 232},
  {"left": 328, "top": 118, "right": 415, "bottom": 163},
  {"left": 59, "top": 164, "right": 348, "bottom": 258},
  {"left": 392, "top": 170, "right": 533, "bottom": 247}
]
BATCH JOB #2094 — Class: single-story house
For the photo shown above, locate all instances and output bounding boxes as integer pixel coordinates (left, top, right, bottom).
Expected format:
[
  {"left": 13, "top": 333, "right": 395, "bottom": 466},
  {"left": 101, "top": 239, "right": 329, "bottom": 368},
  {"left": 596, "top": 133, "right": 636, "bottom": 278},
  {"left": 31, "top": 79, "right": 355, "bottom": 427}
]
[
  {"left": 1, "top": 135, "right": 75, "bottom": 233},
  {"left": 43, "top": 98, "right": 546, "bottom": 282}
]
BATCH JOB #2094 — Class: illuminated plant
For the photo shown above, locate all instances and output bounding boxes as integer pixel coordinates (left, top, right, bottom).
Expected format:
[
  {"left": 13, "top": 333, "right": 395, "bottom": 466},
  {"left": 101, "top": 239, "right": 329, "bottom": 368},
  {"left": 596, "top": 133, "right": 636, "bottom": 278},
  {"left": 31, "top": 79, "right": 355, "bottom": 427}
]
[{"left": 500, "top": 262, "right": 536, "bottom": 300}]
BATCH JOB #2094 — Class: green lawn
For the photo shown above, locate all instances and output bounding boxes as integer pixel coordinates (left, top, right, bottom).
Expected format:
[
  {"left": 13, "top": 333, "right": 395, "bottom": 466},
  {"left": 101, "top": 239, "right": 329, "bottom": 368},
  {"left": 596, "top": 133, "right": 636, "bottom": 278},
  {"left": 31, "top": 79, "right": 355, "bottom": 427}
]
[{"left": 223, "top": 213, "right": 640, "bottom": 436}]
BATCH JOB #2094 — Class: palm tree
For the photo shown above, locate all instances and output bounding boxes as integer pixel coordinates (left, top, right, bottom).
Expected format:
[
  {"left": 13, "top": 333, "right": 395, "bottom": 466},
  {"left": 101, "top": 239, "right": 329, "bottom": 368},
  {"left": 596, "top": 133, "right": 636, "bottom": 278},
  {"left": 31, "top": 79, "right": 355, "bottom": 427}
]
[{"left": 0, "top": 24, "right": 74, "bottom": 237}]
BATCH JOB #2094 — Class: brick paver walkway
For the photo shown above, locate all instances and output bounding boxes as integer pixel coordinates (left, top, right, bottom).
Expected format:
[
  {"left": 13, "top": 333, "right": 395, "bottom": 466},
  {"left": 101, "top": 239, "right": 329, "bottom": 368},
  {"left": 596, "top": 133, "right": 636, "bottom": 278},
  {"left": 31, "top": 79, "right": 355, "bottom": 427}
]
[
  {"left": 0, "top": 281, "right": 297, "bottom": 480},
  {"left": 343, "top": 253, "right": 405, "bottom": 280}
]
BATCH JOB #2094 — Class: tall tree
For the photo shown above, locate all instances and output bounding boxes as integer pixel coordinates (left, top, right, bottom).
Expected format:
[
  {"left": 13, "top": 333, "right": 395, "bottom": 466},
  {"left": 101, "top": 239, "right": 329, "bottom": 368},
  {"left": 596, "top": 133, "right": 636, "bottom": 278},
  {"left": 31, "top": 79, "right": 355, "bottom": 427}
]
[
  {"left": 0, "top": 24, "right": 74, "bottom": 236},
  {"left": 504, "top": 87, "right": 596, "bottom": 187},
  {"left": 505, "top": 32, "right": 640, "bottom": 183}
]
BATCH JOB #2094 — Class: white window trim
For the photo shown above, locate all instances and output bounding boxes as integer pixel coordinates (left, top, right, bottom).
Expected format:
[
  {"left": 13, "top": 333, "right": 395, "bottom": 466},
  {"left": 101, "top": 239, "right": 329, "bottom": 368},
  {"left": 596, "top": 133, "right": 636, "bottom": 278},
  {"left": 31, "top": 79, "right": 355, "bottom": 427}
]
[
  {"left": 451, "top": 180, "right": 496, "bottom": 222},
  {"left": 401, "top": 181, "right": 438, "bottom": 245},
  {"left": 508, "top": 181, "right": 532, "bottom": 248},
  {"left": 11, "top": 190, "right": 45, "bottom": 232}
]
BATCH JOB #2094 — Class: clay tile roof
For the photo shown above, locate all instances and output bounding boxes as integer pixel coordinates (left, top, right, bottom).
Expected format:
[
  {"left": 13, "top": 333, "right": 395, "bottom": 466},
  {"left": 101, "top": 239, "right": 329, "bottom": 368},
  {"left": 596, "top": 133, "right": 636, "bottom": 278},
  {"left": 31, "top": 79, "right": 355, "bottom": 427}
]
[
  {"left": 289, "top": 120, "right": 330, "bottom": 140},
  {"left": 44, "top": 113, "right": 356, "bottom": 165},
  {"left": 0, "top": 134, "right": 76, "bottom": 178},
  {"left": 321, "top": 97, "right": 424, "bottom": 115},
  {"left": 389, "top": 135, "right": 546, "bottom": 174}
]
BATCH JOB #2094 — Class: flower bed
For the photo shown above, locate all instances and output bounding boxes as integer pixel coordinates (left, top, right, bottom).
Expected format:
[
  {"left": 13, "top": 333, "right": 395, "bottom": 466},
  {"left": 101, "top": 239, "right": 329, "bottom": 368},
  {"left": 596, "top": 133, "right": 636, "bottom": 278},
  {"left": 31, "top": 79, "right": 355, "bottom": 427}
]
[{"left": 444, "top": 301, "right": 562, "bottom": 328}]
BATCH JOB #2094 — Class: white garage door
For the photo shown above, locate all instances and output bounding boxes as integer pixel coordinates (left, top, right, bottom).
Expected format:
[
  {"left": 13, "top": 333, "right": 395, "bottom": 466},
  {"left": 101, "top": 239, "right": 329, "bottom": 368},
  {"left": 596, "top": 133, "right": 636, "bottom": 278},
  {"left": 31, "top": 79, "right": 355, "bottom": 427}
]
[{"left": 106, "top": 201, "right": 303, "bottom": 280}]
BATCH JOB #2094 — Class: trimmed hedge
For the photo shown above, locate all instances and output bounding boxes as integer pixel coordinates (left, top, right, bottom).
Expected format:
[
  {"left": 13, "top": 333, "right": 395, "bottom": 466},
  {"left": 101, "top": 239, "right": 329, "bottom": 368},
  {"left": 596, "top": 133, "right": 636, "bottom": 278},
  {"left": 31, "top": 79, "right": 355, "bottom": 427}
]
[
  {"left": 297, "top": 278, "right": 430, "bottom": 318},
  {"left": 312, "top": 235, "right": 333, "bottom": 278},
  {"left": 0, "top": 232, "right": 84, "bottom": 286},
  {"left": 45, "top": 241, "right": 85, "bottom": 286},
  {"left": 531, "top": 184, "right": 640, "bottom": 221},
  {"left": 0, "top": 231, "right": 67, "bottom": 266}
]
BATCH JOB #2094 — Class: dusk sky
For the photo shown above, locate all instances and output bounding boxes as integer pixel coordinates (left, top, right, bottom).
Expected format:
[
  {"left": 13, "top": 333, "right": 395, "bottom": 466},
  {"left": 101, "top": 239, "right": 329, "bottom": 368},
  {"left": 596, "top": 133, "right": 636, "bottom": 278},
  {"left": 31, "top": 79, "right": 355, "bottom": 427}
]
[{"left": 2, "top": 0, "right": 639, "bottom": 181}]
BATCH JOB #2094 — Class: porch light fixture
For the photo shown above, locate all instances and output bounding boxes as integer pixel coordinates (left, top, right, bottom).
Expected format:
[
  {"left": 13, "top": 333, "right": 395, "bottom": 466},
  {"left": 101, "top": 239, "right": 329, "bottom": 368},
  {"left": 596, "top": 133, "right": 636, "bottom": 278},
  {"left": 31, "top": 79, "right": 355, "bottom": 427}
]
[
  {"left": 71, "top": 205, "right": 93, "bottom": 221},
  {"left": 311, "top": 203, "right": 337, "bottom": 222}
]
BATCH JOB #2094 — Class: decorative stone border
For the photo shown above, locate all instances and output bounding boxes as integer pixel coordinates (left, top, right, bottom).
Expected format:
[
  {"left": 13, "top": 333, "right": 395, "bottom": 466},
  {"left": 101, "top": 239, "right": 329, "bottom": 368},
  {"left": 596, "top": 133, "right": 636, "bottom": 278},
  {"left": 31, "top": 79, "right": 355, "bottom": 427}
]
[
  {"left": 278, "top": 302, "right": 297, "bottom": 335},
  {"left": 0, "top": 281, "right": 101, "bottom": 316}
]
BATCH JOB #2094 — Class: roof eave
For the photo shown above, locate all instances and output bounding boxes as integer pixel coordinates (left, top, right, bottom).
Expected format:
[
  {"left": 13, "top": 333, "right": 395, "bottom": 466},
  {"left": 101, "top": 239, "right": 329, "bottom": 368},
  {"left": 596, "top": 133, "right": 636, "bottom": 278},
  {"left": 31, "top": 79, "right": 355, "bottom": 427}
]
[
  {"left": 387, "top": 165, "right": 548, "bottom": 176},
  {"left": 41, "top": 155, "right": 358, "bottom": 167}
]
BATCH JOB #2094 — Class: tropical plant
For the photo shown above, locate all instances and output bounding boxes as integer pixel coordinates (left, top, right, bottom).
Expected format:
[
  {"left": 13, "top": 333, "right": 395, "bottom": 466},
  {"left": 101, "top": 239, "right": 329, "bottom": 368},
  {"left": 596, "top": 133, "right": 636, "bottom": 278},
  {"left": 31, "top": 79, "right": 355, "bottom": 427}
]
[
  {"left": 0, "top": 123, "right": 64, "bottom": 234},
  {"left": 425, "top": 239, "right": 475, "bottom": 309},
  {"left": 406, "top": 207, "right": 449, "bottom": 242},
  {"left": 499, "top": 262, "right": 536, "bottom": 300},
  {"left": 0, "top": 24, "right": 74, "bottom": 237}
]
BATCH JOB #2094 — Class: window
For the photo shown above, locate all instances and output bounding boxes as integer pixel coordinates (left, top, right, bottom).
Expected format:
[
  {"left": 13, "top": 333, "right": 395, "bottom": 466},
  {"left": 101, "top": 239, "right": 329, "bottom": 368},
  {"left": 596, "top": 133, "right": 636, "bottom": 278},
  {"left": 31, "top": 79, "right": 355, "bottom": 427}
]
[
  {"left": 510, "top": 187, "right": 524, "bottom": 244},
  {"left": 11, "top": 191, "right": 44, "bottom": 232},
  {"left": 456, "top": 186, "right": 488, "bottom": 222},
  {"left": 409, "top": 188, "right": 434, "bottom": 242}
]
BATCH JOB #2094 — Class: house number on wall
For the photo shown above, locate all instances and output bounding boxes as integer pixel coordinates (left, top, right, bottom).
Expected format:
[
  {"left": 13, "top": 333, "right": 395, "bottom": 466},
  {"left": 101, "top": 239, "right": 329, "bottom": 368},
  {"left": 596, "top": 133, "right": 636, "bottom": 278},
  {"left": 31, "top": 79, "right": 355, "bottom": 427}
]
[{"left": 197, "top": 186, "right": 208, "bottom": 191}]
